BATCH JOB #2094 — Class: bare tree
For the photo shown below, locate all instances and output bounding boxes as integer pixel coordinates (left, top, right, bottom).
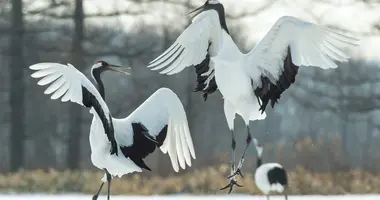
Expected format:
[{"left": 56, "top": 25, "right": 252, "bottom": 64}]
[
  {"left": 9, "top": 0, "right": 25, "bottom": 172},
  {"left": 67, "top": 0, "right": 85, "bottom": 170}
]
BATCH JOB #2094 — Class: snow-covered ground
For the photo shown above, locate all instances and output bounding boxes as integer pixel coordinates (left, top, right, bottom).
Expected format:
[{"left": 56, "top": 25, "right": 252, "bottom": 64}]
[{"left": 0, "top": 194, "right": 379, "bottom": 200}]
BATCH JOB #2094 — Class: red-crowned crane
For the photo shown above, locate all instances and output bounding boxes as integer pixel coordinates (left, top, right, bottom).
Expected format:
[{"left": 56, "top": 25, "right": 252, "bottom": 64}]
[
  {"left": 146, "top": 0, "right": 358, "bottom": 192},
  {"left": 253, "top": 138, "right": 288, "bottom": 200},
  {"left": 30, "top": 61, "right": 196, "bottom": 200}
]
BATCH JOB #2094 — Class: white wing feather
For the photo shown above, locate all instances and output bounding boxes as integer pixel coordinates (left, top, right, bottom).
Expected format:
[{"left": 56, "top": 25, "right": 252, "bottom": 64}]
[
  {"left": 29, "top": 62, "right": 110, "bottom": 116},
  {"left": 114, "top": 88, "right": 196, "bottom": 172},
  {"left": 147, "top": 10, "right": 222, "bottom": 76},
  {"left": 244, "top": 16, "right": 359, "bottom": 82}
]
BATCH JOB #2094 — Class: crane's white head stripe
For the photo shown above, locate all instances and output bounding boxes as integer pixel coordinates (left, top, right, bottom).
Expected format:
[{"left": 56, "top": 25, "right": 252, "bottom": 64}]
[
  {"left": 92, "top": 62, "right": 103, "bottom": 70},
  {"left": 208, "top": 0, "right": 220, "bottom": 4},
  {"left": 91, "top": 62, "right": 103, "bottom": 82}
]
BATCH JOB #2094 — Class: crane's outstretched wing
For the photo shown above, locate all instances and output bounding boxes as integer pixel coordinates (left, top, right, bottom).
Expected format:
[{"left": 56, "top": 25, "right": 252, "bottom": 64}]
[
  {"left": 147, "top": 10, "right": 222, "bottom": 100},
  {"left": 113, "top": 88, "right": 195, "bottom": 172},
  {"left": 29, "top": 63, "right": 118, "bottom": 155},
  {"left": 244, "top": 16, "right": 359, "bottom": 113}
]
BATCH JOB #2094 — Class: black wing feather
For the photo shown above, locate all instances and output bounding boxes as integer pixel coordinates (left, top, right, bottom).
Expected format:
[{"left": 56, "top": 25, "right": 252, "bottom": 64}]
[
  {"left": 193, "top": 45, "right": 218, "bottom": 101},
  {"left": 254, "top": 46, "right": 299, "bottom": 113},
  {"left": 120, "top": 122, "right": 167, "bottom": 171},
  {"left": 267, "top": 167, "right": 288, "bottom": 186}
]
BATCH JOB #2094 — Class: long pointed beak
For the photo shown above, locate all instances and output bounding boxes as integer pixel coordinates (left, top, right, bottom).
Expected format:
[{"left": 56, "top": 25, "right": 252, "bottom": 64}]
[
  {"left": 186, "top": 4, "right": 205, "bottom": 16},
  {"left": 107, "top": 65, "right": 131, "bottom": 76}
]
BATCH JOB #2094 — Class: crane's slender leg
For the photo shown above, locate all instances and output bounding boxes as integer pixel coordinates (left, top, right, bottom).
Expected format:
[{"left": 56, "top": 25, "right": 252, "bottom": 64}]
[
  {"left": 92, "top": 170, "right": 111, "bottom": 200},
  {"left": 105, "top": 169, "right": 112, "bottom": 200},
  {"left": 220, "top": 130, "right": 243, "bottom": 193},
  {"left": 230, "top": 129, "right": 236, "bottom": 174},
  {"left": 284, "top": 186, "right": 288, "bottom": 200},
  {"left": 267, "top": 195, "right": 270, "bottom": 200},
  {"left": 228, "top": 125, "right": 252, "bottom": 179},
  {"left": 92, "top": 181, "right": 104, "bottom": 200}
]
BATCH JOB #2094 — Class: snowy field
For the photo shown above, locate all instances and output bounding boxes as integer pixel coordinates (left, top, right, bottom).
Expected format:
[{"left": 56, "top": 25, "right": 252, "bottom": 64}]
[{"left": 0, "top": 194, "right": 379, "bottom": 200}]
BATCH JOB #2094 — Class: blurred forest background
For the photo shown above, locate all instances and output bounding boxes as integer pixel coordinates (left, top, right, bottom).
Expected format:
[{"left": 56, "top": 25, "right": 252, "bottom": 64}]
[{"left": 1, "top": 0, "right": 380, "bottom": 194}]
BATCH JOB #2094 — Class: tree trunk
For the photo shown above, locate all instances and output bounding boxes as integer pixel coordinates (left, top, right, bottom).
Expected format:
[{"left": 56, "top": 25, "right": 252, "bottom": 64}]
[
  {"left": 337, "top": 67, "right": 350, "bottom": 167},
  {"left": 155, "top": 2, "right": 175, "bottom": 176},
  {"left": 362, "top": 116, "right": 373, "bottom": 170},
  {"left": 67, "top": 0, "right": 85, "bottom": 170},
  {"left": 184, "top": 0, "right": 193, "bottom": 116},
  {"left": 9, "top": 0, "right": 25, "bottom": 172}
]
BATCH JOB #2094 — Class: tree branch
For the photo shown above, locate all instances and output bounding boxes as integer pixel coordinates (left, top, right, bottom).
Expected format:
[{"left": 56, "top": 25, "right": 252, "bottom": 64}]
[
  {"left": 128, "top": 0, "right": 278, "bottom": 20},
  {"left": 25, "top": 2, "right": 69, "bottom": 15},
  {"left": 225, "top": 0, "right": 278, "bottom": 20},
  {"left": 28, "top": 9, "right": 148, "bottom": 19},
  {"left": 83, "top": 47, "right": 149, "bottom": 58},
  {"left": 291, "top": 83, "right": 380, "bottom": 113},
  {"left": 289, "top": 90, "right": 338, "bottom": 112},
  {"left": 25, "top": 41, "right": 69, "bottom": 54},
  {"left": 86, "top": 9, "right": 148, "bottom": 17}
]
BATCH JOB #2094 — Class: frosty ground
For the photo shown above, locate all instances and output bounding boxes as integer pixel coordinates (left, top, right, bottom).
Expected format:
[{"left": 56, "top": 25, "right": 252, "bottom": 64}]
[{"left": 0, "top": 194, "right": 379, "bottom": 200}]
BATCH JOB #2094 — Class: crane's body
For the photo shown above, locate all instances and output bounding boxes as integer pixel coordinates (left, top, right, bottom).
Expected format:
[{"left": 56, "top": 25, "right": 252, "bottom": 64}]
[
  {"left": 147, "top": 0, "right": 358, "bottom": 193},
  {"left": 212, "top": 30, "right": 264, "bottom": 125},
  {"left": 30, "top": 61, "right": 195, "bottom": 200},
  {"left": 255, "top": 163, "right": 287, "bottom": 195},
  {"left": 254, "top": 139, "right": 288, "bottom": 200},
  {"left": 88, "top": 110, "right": 147, "bottom": 177}
]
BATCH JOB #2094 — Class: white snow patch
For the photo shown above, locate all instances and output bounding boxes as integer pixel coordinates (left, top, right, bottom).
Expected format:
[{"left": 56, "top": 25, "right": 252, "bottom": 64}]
[{"left": 0, "top": 194, "right": 380, "bottom": 200}]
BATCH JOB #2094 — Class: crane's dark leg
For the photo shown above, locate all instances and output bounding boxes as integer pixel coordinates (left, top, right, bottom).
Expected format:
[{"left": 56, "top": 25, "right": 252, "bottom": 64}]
[
  {"left": 230, "top": 129, "right": 236, "bottom": 174},
  {"left": 92, "top": 169, "right": 111, "bottom": 200},
  {"left": 284, "top": 186, "right": 288, "bottom": 200},
  {"left": 228, "top": 126, "right": 252, "bottom": 179},
  {"left": 92, "top": 181, "right": 104, "bottom": 200},
  {"left": 220, "top": 130, "right": 243, "bottom": 193},
  {"left": 267, "top": 195, "right": 270, "bottom": 200},
  {"left": 105, "top": 169, "right": 112, "bottom": 200}
]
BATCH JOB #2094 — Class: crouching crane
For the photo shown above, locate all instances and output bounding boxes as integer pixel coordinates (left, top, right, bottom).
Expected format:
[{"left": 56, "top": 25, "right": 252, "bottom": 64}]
[{"left": 254, "top": 138, "right": 288, "bottom": 200}]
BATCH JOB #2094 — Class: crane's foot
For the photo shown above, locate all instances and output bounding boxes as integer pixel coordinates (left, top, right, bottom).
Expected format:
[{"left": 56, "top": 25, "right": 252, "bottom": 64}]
[
  {"left": 92, "top": 194, "right": 99, "bottom": 200},
  {"left": 227, "top": 159, "right": 244, "bottom": 179},
  {"left": 227, "top": 168, "right": 243, "bottom": 179},
  {"left": 220, "top": 178, "right": 243, "bottom": 194}
]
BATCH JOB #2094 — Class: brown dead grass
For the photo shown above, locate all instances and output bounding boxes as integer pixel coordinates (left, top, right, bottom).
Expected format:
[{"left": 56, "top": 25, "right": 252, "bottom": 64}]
[
  {"left": 1, "top": 165, "right": 380, "bottom": 195},
  {"left": 1, "top": 137, "right": 378, "bottom": 195}
]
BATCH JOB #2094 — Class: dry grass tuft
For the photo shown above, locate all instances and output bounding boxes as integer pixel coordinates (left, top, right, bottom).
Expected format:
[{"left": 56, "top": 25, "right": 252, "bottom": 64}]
[{"left": 1, "top": 165, "right": 380, "bottom": 195}]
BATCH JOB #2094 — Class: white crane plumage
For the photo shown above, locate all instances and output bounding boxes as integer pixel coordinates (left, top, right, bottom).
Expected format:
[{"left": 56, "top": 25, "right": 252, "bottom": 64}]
[
  {"left": 146, "top": 0, "right": 359, "bottom": 193},
  {"left": 253, "top": 138, "right": 288, "bottom": 200},
  {"left": 29, "top": 61, "right": 196, "bottom": 200}
]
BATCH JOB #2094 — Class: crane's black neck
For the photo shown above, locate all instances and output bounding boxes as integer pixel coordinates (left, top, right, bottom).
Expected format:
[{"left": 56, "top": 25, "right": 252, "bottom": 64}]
[
  {"left": 194, "top": 4, "right": 229, "bottom": 34},
  {"left": 212, "top": 4, "right": 229, "bottom": 34},
  {"left": 257, "top": 156, "right": 262, "bottom": 169},
  {"left": 92, "top": 68, "right": 105, "bottom": 100}
]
